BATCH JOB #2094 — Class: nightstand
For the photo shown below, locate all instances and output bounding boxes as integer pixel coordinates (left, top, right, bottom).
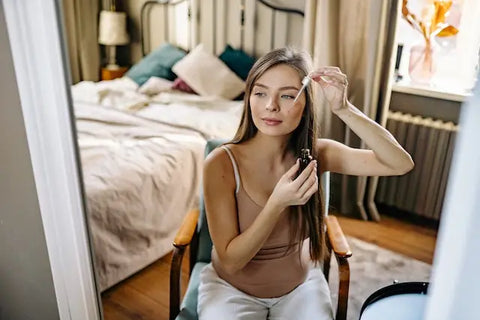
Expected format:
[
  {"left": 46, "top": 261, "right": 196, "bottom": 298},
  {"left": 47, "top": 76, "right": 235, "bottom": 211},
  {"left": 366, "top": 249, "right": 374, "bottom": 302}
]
[{"left": 101, "top": 66, "right": 128, "bottom": 80}]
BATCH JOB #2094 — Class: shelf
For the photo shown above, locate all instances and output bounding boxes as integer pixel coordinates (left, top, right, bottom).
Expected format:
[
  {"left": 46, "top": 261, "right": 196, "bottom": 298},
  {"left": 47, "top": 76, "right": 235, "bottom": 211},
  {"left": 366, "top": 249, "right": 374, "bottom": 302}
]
[{"left": 391, "top": 80, "right": 472, "bottom": 103}]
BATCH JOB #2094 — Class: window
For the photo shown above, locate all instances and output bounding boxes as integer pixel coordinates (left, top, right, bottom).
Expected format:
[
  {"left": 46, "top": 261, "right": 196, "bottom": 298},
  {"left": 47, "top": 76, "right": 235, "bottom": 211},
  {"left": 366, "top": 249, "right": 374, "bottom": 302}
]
[{"left": 395, "top": 0, "right": 480, "bottom": 93}]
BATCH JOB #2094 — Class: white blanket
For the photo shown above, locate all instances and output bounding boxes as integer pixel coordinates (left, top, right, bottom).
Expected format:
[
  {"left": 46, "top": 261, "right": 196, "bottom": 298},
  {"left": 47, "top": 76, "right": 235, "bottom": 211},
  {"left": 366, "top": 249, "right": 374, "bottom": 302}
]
[
  {"left": 73, "top": 79, "right": 242, "bottom": 290},
  {"left": 72, "top": 77, "right": 149, "bottom": 111}
]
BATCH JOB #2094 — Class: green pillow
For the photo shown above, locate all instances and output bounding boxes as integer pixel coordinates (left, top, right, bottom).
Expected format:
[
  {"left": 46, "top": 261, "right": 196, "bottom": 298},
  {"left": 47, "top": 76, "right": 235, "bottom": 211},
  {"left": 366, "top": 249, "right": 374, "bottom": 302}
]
[
  {"left": 219, "top": 45, "right": 255, "bottom": 81},
  {"left": 126, "top": 43, "right": 186, "bottom": 86}
]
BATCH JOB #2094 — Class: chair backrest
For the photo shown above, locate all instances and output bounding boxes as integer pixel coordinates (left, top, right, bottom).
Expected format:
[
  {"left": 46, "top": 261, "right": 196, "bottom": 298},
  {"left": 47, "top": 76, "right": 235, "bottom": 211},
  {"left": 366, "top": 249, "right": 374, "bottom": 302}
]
[{"left": 195, "top": 139, "right": 330, "bottom": 263}]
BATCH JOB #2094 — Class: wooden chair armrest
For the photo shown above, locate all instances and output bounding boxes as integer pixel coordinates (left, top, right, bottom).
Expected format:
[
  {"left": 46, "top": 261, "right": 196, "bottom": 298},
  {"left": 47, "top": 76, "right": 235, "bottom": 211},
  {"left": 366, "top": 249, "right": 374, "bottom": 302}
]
[
  {"left": 325, "top": 216, "right": 351, "bottom": 320},
  {"left": 173, "top": 209, "right": 200, "bottom": 248},
  {"left": 170, "top": 209, "right": 199, "bottom": 320},
  {"left": 326, "top": 215, "right": 352, "bottom": 258}
]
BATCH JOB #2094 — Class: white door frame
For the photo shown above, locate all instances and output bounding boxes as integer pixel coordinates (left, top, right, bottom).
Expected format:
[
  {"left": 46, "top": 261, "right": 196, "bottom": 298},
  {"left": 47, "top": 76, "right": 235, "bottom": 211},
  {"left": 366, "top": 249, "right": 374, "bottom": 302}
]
[{"left": 2, "top": 0, "right": 100, "bottom": 319}]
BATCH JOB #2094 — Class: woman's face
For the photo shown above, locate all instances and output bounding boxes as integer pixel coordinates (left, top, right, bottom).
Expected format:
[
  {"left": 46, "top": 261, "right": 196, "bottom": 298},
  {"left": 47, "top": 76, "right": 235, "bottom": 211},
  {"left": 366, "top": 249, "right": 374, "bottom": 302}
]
[{"left": 249, "top": 64, "right": 306, "bottom": 137}]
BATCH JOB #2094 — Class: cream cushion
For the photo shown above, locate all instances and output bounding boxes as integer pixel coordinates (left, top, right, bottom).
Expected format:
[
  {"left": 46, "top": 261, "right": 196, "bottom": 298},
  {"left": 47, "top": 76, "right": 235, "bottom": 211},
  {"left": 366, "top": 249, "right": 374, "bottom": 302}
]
[{"left": 172, "top": 44, "right": 245, "bottom": 99}]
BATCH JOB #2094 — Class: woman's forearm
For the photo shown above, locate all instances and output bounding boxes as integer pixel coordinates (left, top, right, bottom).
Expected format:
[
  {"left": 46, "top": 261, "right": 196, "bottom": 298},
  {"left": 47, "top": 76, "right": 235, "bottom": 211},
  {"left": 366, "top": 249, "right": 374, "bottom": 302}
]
[{"left": 336, "top": 101, "right": 414, "bottom": 173}]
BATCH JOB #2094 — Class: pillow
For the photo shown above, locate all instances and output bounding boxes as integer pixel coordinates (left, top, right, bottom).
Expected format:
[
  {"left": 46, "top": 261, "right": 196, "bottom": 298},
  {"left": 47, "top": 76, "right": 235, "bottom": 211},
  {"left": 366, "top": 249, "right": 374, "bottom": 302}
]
[
  {"left": 172, "top": 44, "right": 245, "bottom": 100},
  {"left": 126, "top": 43, "right": 186, "bottom": 86},
  {"left": 138, "top": 77, "right": 173, "bottom": 95},
  {"left": 219, "top": 44, "right": 256, "bottom": 81},
  {"left": 172, "top": 78, "right": 196, "bottom": 94}
]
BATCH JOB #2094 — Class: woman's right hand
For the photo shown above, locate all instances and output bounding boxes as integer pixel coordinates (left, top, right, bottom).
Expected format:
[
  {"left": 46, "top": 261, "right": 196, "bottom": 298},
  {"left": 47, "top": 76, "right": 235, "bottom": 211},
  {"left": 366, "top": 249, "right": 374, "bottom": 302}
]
[{"left": 268, "top": 159, "right": 318, "bottom": 210}]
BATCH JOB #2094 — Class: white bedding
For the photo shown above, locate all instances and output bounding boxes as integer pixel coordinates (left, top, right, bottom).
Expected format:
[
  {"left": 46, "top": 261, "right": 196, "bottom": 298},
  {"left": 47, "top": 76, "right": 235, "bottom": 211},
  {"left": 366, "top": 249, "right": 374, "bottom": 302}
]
[{"left": 72, "top": 78, "right": 242, "bottom": 290}]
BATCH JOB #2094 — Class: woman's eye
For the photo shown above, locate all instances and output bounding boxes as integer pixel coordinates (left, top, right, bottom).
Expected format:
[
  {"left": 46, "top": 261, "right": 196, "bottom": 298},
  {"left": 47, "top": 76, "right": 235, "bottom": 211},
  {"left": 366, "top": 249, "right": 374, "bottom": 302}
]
[
  {"left": 254, "top": 92, "right": 266, "bottom": 97},
  {"left": 281, "top": 95, "right": 295, "bottom": 100}
]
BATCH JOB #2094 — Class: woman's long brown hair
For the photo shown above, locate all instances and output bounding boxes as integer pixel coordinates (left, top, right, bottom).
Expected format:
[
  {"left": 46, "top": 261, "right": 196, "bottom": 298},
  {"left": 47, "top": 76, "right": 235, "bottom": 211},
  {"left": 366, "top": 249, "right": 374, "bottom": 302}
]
[{"left": 229, "top": 47, "right": 325, "bottom": 264}]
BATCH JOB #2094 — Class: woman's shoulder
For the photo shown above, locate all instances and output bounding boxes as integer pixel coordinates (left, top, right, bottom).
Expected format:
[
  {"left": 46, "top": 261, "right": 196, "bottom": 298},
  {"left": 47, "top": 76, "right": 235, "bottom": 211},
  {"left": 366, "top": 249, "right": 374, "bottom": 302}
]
[
  {"left": 315, "top": 138, "right": 333, "bottom": 148},
  {"left": 205, "top": 145, "right": 230, "bottom": 170},
  {"left": 314, "top": 138, "right": 345, "bottom": 171},
  {"left": 205, "top": 143, "right": 241, "bottom": 160},
  {"left": 217, "top": 142, "right": 248, "bottom": 162},
  {"left": 314, "top": 138, "right": 345, "bottom": 154},
  {"left": 314, "top": 138, "right": 330, "bottom": 158},
  {"left": 204, "top": 144, "right": 237, "bottom": 187}
]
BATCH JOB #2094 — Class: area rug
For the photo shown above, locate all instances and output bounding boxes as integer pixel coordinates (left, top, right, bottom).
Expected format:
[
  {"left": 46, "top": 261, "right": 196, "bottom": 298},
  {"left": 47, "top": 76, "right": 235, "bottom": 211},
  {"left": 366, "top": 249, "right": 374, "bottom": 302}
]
[{"left": 328, "top": 236, "right": 432, "bottom": 320}]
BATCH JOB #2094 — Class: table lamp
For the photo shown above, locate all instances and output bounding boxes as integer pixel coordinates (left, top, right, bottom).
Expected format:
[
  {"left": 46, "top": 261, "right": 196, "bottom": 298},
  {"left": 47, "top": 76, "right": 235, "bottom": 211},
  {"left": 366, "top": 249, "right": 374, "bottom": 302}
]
[{"left": 98, "top": 10, "right": 129, "bottom": 70}]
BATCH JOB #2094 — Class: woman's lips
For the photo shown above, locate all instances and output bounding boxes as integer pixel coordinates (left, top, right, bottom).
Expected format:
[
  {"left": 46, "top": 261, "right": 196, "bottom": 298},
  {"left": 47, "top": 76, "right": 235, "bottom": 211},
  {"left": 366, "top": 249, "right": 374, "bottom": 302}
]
[{"left": 262, "top": 118, "right": 283, "bottom": 126}]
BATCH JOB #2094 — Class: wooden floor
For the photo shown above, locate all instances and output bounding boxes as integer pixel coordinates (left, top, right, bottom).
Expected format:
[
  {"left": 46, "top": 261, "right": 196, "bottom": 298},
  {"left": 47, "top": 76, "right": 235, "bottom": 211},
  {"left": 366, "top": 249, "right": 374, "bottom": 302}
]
[{"left": 101, "top": 214, "right": 437, "bottom": 320}]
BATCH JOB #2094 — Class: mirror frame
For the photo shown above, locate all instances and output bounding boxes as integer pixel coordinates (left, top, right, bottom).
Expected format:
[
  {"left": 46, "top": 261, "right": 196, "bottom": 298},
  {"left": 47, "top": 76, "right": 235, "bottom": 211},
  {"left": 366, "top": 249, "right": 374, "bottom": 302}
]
[{"left": 3, "top": 0, "right": 101, "bottom": 319}]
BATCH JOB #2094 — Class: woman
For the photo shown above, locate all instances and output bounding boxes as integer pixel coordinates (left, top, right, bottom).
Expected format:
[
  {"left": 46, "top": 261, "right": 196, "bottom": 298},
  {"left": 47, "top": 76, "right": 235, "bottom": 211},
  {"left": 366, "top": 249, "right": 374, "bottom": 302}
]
[{"left": 198, "top": 47, "right": 414, "bottom": 319}]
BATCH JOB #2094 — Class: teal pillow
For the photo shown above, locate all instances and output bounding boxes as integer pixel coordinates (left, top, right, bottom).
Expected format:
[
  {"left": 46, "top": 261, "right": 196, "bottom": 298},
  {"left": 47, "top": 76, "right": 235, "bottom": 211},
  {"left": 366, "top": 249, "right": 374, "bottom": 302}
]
[
  {"left": 218, "top": 45, "right": 255, "bottom": 81},
  {"left": 126, "top": 43, "right": 186, "bottom": 86}
]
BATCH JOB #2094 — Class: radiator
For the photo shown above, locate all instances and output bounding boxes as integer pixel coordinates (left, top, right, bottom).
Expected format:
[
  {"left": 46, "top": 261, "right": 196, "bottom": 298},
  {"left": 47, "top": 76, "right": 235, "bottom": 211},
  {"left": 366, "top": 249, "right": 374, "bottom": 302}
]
[{"left": 375, "top": 111, "right": 458, "bottom": 221}]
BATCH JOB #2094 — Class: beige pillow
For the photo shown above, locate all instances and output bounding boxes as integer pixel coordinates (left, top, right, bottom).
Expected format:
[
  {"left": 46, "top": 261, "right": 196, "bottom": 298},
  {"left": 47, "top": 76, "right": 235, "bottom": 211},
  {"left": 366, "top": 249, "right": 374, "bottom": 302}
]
[{"left": 172, "top": 44, "right": 245, "bottom": 99}]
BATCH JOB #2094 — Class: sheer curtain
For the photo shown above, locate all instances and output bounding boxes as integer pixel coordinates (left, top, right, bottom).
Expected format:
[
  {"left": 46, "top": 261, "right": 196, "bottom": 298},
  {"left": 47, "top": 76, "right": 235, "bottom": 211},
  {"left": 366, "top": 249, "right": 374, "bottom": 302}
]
[
  {"left": 62, "top": 0, "right": 101, "bottom": 83},
  {"left": 303, "top": 0, "right": 400, "bottom": 220}
]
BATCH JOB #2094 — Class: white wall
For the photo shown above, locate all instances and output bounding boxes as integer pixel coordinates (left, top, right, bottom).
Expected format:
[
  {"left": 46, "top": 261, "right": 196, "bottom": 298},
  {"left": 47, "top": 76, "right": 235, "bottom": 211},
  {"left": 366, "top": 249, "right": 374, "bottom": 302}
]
[{"left": 0, "top": 2, "right": 60, "bottom": 319}]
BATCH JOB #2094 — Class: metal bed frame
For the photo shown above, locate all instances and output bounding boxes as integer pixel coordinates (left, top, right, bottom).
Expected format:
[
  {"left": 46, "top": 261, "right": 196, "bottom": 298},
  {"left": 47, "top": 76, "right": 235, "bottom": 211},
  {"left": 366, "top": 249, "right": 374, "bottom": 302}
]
[
  {"left": 140, "top": 0, "right": 192, "bottom": 56},
  {"left": 140, "top": 0, "right": 304, "bottom": 57}
]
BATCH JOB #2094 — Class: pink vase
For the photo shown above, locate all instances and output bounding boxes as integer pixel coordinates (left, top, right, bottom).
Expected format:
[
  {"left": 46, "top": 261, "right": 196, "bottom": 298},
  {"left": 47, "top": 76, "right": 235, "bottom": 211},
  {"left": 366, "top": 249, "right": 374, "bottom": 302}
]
[{"left": 408, "top": 42, "right": 436, "bottom": 85}]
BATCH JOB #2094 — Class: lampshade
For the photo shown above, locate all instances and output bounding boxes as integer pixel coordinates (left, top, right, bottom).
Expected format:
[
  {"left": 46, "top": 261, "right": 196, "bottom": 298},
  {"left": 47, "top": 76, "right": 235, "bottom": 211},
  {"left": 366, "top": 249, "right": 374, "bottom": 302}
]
[{"left": 98, "top": 10, "right": 129, "bottom": 46}]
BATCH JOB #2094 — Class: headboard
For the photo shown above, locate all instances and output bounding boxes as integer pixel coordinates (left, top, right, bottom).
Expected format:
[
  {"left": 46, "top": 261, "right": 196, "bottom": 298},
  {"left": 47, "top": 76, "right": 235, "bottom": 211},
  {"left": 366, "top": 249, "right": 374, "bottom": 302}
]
[
  {"left": 140, "top": 0, "right": 305, "bottom": 58},
  {"left": 140, "top": 0, "right": 195, "bottom": 56}
]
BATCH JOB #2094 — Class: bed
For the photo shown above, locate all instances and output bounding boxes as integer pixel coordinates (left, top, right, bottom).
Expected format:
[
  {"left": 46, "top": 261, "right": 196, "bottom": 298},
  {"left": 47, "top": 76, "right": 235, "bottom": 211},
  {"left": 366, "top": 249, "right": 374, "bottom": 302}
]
[{"left": 73, "top": 0, "right": 305, "bottom": 291}]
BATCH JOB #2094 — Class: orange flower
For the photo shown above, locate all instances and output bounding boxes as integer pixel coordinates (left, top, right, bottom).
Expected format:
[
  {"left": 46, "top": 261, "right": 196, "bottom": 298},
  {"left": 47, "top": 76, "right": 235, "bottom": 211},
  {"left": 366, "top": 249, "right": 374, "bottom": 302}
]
[{"left": 402, "top": 0, "right": 459, "bottom": 42}]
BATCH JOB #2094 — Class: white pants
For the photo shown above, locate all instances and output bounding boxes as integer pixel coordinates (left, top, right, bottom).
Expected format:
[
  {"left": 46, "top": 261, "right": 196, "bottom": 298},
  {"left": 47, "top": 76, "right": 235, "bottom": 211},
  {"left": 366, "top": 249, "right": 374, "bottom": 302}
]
[{"left": 197, "top": 263, "right": 334, "bottom": 320}]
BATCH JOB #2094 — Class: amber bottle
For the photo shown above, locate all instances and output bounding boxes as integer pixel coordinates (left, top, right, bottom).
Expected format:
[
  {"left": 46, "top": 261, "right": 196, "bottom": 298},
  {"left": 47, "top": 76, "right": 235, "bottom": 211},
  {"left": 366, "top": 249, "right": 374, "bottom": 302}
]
[{"left": 298, "top": 148, "right": 312, "bottom": 176}]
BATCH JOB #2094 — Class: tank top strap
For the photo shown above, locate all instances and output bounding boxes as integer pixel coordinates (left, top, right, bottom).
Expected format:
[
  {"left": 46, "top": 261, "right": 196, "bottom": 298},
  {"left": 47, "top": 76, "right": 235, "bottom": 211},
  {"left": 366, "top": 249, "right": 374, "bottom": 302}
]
[{"left": 221, "top": 145, "right": 240, "bottom": 194}]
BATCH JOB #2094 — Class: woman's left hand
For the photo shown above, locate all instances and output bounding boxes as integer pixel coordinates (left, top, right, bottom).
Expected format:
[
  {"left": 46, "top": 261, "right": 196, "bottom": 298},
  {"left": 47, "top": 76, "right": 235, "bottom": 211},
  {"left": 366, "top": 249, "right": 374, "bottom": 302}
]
[{"left": 310, "top": 67, "right": 349, "bottom": 114}]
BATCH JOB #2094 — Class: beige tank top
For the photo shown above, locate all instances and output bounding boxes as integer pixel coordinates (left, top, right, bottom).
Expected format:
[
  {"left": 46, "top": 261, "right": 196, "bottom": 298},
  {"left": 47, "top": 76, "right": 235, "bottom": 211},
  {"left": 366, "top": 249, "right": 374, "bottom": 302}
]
[{"left": 211, "top": 145, "right": 311, "bottom": 298}]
